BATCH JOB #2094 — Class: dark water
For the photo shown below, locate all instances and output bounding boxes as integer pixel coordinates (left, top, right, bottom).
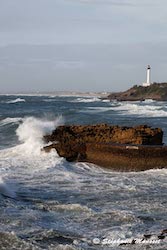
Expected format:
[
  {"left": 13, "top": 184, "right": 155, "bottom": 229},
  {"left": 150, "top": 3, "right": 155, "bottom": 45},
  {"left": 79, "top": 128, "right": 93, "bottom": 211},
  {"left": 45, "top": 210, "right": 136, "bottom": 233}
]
[{"left": 0, "top": 95, "right": 167, "bottom": 249}]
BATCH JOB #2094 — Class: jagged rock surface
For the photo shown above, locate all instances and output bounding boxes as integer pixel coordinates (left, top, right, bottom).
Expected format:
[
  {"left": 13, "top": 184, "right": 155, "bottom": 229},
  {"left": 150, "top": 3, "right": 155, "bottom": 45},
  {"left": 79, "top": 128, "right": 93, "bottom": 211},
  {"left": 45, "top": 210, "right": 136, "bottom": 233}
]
[
  {"left": 44, "top": 124, "right": 163, "bottom": 145},
  {"left": 43, "top": 124, "right": 167, "bottom": 171}
]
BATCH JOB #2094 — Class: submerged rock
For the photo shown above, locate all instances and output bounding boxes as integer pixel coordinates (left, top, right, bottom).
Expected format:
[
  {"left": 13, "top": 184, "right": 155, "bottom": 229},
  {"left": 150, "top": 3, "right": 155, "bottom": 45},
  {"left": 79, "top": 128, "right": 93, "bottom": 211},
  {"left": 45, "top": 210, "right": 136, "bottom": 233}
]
[{"left": 43, "top": 124, "right": 167, "bottom": 171}]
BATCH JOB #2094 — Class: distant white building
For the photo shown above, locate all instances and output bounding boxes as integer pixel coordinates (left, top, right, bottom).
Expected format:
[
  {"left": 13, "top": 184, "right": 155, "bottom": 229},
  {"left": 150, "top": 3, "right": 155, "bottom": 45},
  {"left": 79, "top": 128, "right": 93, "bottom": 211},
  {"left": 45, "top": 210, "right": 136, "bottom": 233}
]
[{"left": 142, "top": 65, "right": 151, "bottom": 87}]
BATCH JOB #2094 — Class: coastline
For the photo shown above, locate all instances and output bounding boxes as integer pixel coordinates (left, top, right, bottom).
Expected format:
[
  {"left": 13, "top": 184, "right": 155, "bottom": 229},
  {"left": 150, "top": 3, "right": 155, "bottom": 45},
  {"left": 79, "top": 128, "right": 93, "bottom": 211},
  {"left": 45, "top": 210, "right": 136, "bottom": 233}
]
[
  {"left": 0, "top": 91, "right": 110, "bottom": 98},
  {"left": 106, "top": 83, "right": 167, "bottom": 102}
]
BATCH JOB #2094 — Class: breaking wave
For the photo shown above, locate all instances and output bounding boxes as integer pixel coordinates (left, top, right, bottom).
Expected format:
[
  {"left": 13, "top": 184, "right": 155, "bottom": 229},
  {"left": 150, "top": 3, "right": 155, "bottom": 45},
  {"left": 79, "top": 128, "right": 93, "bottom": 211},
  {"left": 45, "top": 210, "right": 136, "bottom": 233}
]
[
  {"left": 83, "top": 102, "right": 167, "bottom": 117},
  {"left": 142, "top": 99, "right": 155, "bottom": 103},
  {"left": 0, "top": 115, "right": 65, "bottom": 199},
  {"left": 16, "top": 116, "right": 64, "bottom": 155},
  {"left": 0, "top": 117, "right": 23, "bottom": 126},
  {"left": 6, "top": 98, "right": 26, "bottom": 104},
  {"left": 71, "top": 97, "right": 101, "bottom": 103},
  {"left": 112, "top": 103, "right": 167, "bottom": 117},
  {"left": 1, "top": 95, "right": 167, "bottom": 249}
]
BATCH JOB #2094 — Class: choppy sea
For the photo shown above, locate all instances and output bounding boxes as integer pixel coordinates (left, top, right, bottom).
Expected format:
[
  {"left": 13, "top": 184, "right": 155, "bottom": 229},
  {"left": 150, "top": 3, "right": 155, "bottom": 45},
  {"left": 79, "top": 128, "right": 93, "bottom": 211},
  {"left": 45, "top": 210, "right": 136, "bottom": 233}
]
[{"left": 0, "top": 94, "right": 167, "bottom": 250}]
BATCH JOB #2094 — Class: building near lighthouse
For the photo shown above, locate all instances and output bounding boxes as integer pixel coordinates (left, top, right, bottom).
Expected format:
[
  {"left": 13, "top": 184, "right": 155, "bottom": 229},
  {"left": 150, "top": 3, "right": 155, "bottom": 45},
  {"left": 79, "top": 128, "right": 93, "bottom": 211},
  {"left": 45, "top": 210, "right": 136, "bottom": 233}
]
[{"left": 142, "top": 65, "right": 151, "bottom": 87}]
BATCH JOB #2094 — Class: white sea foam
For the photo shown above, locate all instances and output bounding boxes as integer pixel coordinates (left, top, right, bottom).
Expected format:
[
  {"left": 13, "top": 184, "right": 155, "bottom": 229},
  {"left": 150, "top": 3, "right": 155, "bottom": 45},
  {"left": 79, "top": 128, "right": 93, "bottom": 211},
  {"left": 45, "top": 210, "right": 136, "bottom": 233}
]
[
  {"left": 81, "top": 106, "right": 114, "bottom": 114},
  {"left": 6, "top": 98, "right": 26, "bottom": 104},
  {"left": 49, "top": 203, "right": 92, "bottom": 213},
  {"left": 0, "top": 115, "right": 66, "bottom": 191},
  {"left": 142, "top": 99, "right": 155, "bottom": 103},
  {"left": 0, "top": 117, "right": 23, "bottom": 126},
  {"left": 71, "top": 97, "right": 101, "bottom": 103},
  {"left": 102, "top": 99, "right": 110, "bottom": 103},
  {"left": 16, "top": 116, "right": 64, "bottom": 155},
  {"left": 84, "top": 102, "right": 167, "bottom": 117},
  {"left": 110, "top": 102, "right": 167, "bottom": 117}
]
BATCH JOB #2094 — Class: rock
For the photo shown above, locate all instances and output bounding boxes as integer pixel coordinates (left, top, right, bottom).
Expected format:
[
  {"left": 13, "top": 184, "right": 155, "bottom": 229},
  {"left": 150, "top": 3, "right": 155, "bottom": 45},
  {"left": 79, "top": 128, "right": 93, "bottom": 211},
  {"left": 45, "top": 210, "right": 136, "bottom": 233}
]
[
  {"left": 161, "top": 229, "right": 167, "bottom": 235},
  {"left": 158, "top": 235, "right": 165, "bottom": 240},
  {"left": 43, "top": 124, "right": 167, "bottom": 171},
  {"left": 44, "top": 124, "right": 163, "bottom": 146},
  {"left": 106, "top": 82, "right": 167, "bottom": 101},
  {"left": 143, "top": 234, "right": 152, "bottom": 239}
]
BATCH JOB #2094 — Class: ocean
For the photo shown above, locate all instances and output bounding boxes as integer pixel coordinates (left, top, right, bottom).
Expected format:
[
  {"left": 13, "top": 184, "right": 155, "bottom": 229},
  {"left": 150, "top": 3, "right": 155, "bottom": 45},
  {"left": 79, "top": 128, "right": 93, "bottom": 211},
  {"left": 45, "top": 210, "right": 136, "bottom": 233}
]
[{"left": 0, "top": 94, "right": 166, "bottom": 250}]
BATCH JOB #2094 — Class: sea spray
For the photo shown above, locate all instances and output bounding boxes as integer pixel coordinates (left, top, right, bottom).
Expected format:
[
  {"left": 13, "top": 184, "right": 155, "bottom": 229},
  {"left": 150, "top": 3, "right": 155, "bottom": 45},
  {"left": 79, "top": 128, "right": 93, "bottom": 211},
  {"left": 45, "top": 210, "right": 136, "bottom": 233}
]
[{"left": 16, "top": 116, "right": 64, "bottom": 155}]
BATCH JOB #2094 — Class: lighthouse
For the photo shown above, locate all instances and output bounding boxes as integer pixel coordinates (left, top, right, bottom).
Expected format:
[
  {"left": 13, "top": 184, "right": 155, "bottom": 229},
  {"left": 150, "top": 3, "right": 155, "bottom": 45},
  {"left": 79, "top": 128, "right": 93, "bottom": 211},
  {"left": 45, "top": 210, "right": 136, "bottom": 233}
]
[{"left": 143, "top": 65, "right": 151, "bottom": 87}]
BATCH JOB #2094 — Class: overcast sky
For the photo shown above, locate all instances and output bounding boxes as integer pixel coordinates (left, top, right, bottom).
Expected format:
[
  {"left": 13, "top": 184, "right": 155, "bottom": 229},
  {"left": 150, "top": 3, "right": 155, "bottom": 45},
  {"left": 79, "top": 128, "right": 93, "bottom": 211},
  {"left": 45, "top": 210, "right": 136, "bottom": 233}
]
[{"left": 0, "top": 0, "right": 167, "bottom": 93}]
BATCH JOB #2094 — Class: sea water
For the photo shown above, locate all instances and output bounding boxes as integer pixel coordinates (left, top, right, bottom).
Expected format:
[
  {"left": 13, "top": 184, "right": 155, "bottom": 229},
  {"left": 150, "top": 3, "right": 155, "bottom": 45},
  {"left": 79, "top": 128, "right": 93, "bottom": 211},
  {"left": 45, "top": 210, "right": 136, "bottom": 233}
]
[{"left": 0, "top": 95, "right": 166, "bottom": 249}]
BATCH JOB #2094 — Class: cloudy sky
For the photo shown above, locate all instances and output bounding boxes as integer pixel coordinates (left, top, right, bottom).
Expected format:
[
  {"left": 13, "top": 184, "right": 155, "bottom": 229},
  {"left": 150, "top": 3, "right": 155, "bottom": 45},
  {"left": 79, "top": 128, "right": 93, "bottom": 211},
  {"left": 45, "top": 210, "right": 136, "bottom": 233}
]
[{"left": 0, "top": 0, "right": 167, "bottom": 93}]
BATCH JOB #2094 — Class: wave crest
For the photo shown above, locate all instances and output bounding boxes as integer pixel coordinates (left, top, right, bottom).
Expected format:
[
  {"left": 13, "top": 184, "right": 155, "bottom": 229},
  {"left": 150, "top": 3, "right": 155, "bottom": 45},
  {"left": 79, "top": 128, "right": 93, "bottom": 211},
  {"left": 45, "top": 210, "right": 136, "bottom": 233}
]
[
  {"left": 6, "top": 98, "right": 26, "bottom": 104},
  {"left": 71, "top": 97, "right": 100, "bottom": 103},
  {"left": 16, "top": 116, "right": 63, "bottom": 155},
  {"left": 0, "top": 117, "right": 23, "bottom": 126},
  {"left": 112, "top": 103, "right": 167, "bottom": 117}
]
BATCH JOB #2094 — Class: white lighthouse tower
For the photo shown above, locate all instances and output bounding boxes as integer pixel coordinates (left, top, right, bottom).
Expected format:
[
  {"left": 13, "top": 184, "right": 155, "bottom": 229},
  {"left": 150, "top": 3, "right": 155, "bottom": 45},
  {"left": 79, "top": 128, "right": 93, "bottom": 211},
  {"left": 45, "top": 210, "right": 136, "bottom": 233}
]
[{"left": 143, "top": 65, "right": 151, "bottom": 87}]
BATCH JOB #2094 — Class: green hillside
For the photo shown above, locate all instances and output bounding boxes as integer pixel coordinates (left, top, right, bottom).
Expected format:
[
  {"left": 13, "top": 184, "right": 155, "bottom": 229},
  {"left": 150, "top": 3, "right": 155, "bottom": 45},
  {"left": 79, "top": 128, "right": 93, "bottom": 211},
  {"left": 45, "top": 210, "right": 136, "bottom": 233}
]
[{"left": 108, "top": 83, "right": 167, "bottom": 101}]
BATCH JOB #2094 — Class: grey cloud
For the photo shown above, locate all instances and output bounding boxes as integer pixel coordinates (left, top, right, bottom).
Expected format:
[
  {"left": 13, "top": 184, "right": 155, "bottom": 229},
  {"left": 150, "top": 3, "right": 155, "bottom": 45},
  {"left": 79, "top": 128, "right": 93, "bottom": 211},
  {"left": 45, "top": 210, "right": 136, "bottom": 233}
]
[
  {"left": 0, "top": 43, "right": 167, "bottom": 93},
  {"left": 53, "top": 61, "right": 85, "bottom": 69},
  {"left": 0, "top": 0, "right": 165, "bottom": 46},
  {"left": 70, "top": 0, "right": 133, "bottom": 6},
  {"left": 68, "top": 0, "right": 157, "bottom": 6},
  {"left": 0, "top": 0, "right": 166, "bottom": 93}
]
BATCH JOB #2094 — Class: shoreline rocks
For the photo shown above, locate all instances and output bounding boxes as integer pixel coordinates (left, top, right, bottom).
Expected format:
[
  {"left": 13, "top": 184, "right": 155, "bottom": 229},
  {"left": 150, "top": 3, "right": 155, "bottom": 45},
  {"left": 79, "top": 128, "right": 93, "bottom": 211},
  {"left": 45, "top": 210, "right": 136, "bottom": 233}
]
[
  {"left": 106, "top": 82, "right": 167, "bottom": 102},
  {"left": 44, "top": 124, "right": 163, "bottom": 145},
  {"left": 43, "top": 124, "right": 167, "bottom": 171}
]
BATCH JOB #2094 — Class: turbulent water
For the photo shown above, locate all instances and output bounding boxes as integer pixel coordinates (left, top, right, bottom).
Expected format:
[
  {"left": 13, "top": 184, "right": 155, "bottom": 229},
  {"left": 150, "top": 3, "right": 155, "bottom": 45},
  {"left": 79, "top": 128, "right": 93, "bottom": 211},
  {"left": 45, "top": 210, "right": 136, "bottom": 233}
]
[{"left": 0, "top": 95, "right": 167, "bottom": 250}]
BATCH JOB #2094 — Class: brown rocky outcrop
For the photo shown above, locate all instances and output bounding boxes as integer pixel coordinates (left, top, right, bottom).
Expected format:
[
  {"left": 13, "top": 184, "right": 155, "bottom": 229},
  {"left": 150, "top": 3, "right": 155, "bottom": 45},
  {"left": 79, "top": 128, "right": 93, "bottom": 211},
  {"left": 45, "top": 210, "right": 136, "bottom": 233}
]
[
  {"left": 44, "top": 124, "right": 163, "bottom": 146},
  {"left": 43, "top": 124, "right": 167, "bottom": 171},
  {"left": 106, "top": 82, "right": 167, "bottom": 101}
]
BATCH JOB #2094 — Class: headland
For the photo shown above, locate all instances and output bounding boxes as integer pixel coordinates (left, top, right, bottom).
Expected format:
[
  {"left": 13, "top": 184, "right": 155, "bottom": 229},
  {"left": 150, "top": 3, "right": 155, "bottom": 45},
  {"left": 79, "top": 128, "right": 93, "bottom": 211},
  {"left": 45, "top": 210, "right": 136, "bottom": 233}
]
[{"left": 106, "top": 82, "right": 167, "bottom": 101}]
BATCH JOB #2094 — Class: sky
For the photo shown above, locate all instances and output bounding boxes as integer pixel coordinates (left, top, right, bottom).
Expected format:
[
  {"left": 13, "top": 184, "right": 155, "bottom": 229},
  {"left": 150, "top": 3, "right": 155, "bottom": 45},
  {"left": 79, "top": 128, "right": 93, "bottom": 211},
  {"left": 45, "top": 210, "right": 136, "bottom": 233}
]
[{"left": 0, "top": 0, "right": 167, "bottom": 93}]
